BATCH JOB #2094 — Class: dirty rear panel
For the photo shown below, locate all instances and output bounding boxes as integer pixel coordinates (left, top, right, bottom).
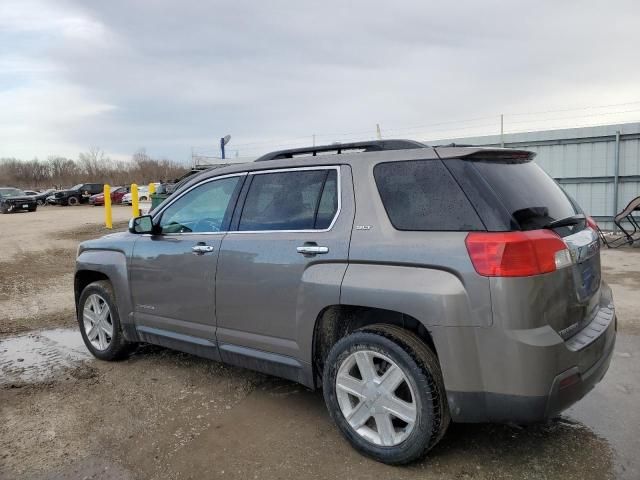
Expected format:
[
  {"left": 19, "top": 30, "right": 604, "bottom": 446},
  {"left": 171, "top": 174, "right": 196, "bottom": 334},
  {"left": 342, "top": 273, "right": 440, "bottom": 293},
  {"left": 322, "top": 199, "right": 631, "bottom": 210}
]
[{"left": 462, "top": 155, "right": 604, "bottom": 342}]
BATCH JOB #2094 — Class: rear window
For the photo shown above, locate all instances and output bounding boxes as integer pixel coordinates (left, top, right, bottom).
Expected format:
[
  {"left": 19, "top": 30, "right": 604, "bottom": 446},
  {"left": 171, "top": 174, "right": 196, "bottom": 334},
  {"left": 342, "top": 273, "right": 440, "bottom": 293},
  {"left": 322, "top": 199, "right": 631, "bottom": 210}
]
[
  {"left": 239, "top": 168, "right": 338, "bottom": 231},
  {"left": 472, "top": 160, "right": 577, "bottom": 231},
  {"left": 374, "top": 159, "right": 484, "bottom": 231}
]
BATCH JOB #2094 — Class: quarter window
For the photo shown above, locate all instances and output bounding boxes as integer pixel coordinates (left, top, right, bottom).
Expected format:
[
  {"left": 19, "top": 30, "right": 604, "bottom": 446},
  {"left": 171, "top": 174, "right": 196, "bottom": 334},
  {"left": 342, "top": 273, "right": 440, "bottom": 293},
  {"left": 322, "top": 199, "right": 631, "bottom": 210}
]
[
  {"left": 159, "top": 176, "right": 240, "bottom": 233},
  {"left": 239, "top": 169, "right": 339, "bottom": 231},
  {"left": 374, "top": 160, "right": 484, "bottom": 231}
]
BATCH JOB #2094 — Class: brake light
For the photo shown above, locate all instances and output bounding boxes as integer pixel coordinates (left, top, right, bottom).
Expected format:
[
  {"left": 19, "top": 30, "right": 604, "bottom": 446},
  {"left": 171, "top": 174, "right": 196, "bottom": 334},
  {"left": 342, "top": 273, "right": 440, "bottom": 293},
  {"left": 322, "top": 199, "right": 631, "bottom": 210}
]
[
  {"left": 586, "top": 216, "right": 598, "bottom": 230},
  {"left": 465, "top": 230, "right": 571, "bottom": 277}
]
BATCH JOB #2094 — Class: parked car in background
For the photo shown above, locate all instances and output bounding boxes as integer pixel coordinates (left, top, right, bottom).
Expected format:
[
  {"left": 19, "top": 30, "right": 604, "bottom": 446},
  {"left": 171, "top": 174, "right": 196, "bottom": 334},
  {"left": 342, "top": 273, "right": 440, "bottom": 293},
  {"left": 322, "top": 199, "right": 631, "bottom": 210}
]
[
  {"left": 50, "top": 183, "right": 103, "bottom": 206},
  {"left": 0, "top": 187, "right": 38, "bottom": 213},
  {"left": 74, "top": 140, "right": 615, "bottom": 465},
  {"left": 122, "top": 186, "right": 150, "bottom": 205},
  {"left": 27, "top": 189, "right": 57, "bottom": 206},
  {"left": 89, "top": 186, "right": 128, "bottom": 206}
]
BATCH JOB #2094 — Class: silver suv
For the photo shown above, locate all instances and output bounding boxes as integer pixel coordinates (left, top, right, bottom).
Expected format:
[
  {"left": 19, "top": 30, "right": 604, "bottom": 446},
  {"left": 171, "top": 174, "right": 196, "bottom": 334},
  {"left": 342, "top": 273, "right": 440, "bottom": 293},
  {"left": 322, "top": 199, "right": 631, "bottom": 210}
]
[{"left": 74, "top": 140, "right": 616, "bottom": 464}]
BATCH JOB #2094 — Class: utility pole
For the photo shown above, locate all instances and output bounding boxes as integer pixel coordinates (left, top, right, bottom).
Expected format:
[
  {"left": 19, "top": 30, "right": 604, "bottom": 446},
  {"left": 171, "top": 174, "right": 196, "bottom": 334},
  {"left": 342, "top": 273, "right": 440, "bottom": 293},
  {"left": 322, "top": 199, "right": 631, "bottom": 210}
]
[
  {"left": 500, "top": 114, "right": 504, "bottom": 148},
  {"left": 376, "top": 124, "right": 382, "bottom": 140}
]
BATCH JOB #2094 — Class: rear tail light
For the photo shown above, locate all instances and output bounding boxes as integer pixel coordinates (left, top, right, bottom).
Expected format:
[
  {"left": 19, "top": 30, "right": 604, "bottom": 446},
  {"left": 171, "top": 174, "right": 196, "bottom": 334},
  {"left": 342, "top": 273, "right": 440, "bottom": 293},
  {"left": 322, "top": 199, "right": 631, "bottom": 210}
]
[
  {"left": 586, "top": 216, "right": 598, "bottom": 230},
  {"left": 465, "top": 230, "right": 572, "bottom": 277}
]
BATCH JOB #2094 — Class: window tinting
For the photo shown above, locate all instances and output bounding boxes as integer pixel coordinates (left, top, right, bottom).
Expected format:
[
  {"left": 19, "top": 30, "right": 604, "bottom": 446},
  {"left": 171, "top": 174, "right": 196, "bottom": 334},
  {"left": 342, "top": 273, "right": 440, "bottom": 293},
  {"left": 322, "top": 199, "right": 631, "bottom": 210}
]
[
  {"left": 374, "top": 160, "right": 484, "bottom": 231},
  {"left": 472, "top": 160, "right": 576, "bottom": 231},
  {"left": 239, "top": 169, "right": 338, "bottom": 231},
  {"left": 315, "top": 170, "right": 338, "bottom": 229},
  {"left": 159, "top": 176, "right": 239, "bottom": 233}
]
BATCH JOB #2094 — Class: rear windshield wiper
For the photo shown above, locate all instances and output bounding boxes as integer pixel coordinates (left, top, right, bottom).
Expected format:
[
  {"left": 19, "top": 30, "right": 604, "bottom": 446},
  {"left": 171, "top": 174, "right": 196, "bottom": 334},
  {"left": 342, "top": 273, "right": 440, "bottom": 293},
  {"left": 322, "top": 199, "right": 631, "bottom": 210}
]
[{"left": 543, "top": 214, "right": 585, "bottom": 230}]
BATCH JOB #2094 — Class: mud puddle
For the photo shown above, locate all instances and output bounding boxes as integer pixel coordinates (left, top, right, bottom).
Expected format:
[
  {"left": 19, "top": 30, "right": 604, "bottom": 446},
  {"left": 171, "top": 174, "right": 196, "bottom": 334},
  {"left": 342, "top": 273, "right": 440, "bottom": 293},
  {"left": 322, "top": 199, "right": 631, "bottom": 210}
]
[
  {"left": 564, "top": 334, "right": 640, "bottom": 480},
  {"left": 0, "top": 328, "right": 91, "bottom": 385}
]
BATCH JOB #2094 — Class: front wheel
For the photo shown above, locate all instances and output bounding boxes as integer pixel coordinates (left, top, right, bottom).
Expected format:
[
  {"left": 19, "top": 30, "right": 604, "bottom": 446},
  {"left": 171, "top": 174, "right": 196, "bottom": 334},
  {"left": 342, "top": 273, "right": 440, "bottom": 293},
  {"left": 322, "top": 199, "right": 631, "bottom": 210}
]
[
  {"left": 67, "top": 196, "right": 80, "bottom": 206},
  {"left": 77, "top": 280, "right": 136, "bottom": 360},
  {"left": 323, "top": 325, "right": 449, "bottom": 465}
]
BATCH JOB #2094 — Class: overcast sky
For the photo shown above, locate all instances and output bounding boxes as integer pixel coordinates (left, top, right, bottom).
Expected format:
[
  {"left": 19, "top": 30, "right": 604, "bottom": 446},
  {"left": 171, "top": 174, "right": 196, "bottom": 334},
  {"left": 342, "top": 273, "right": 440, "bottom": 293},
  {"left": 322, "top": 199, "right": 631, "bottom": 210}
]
[{"left": 1, "top": 0, "right": 640, "bottom": 162}]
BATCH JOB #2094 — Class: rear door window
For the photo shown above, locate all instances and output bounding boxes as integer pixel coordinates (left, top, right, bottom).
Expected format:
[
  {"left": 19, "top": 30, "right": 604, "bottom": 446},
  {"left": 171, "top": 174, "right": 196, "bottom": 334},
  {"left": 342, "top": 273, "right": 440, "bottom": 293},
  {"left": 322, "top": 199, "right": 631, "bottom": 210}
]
[
  {"left": 374, "top": 159, "right": 484, "bottom": 231},
  {"left": 239, "top": 168, "right": 339, "bottom": 231},
  {"left": 472, "top": 160, "right": 577, "bottom": 231}
]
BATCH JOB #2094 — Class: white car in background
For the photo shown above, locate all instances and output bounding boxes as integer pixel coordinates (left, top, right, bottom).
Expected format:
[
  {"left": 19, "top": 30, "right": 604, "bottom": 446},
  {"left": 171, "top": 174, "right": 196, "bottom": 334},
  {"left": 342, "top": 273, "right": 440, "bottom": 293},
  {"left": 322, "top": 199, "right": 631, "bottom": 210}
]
[{"left": 122, "top": 186, "right": 149, "bottom": 205}]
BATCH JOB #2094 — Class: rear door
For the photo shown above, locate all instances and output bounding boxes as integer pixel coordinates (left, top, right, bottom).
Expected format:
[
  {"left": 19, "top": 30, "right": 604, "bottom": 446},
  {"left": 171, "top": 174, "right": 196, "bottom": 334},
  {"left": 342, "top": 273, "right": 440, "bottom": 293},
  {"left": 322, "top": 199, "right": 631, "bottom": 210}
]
[{"left": 215, "top": 166, "right": 352, "bottom": 360}]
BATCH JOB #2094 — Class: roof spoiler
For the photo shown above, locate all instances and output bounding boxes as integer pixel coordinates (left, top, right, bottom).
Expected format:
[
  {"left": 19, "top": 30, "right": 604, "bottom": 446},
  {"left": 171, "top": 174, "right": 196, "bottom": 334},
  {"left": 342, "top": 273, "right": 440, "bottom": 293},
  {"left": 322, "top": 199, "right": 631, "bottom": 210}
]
[{"left": 437, "top": 147, "right": 535, "bottom": 162}]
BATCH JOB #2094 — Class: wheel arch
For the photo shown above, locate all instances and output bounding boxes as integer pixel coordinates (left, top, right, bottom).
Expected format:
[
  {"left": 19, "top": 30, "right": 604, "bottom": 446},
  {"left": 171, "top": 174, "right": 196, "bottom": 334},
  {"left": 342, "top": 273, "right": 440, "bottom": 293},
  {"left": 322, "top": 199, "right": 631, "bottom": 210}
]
[
  {"left": 75, "top": 249, "right": 138, "bottom": 342},
  {"left": 311, "top": 305, "right": 437, "bottom": 388}
]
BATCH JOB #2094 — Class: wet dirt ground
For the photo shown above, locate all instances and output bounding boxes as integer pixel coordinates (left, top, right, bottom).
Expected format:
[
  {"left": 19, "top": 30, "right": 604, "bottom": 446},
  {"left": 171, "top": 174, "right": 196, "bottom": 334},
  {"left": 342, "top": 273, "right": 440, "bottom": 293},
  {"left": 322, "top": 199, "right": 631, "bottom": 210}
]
[{"left": 1, "top": 207, "right": 639, "bottom": 479}]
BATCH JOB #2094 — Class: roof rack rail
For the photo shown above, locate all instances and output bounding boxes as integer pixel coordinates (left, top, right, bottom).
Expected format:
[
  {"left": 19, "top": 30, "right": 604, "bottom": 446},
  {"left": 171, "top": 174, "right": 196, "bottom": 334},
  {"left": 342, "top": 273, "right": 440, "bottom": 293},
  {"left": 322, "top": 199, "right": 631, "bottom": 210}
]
[
  {"left": 435, "top": 142, "right": 476, "bottom": 147},
  {"left": 254, "top": 139, "right": 426, "bottom": 162}
]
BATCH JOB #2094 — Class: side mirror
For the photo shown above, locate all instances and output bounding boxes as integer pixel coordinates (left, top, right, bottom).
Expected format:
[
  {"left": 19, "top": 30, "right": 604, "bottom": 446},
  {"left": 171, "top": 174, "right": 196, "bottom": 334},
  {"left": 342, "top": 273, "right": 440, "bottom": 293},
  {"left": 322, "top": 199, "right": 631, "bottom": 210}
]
[{"left": 129, "top": 215, "right": 155, "bottom": 234}]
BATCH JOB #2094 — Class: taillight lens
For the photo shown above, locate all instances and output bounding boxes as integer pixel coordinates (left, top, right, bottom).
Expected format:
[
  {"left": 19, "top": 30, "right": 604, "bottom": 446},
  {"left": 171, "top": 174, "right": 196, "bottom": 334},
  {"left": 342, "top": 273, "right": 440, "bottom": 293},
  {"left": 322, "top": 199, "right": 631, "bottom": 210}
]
[
  {"left": 465, "top": 230, "right": 571, "bottom": 277},
  {"left": 586, "top": 216, "right": 598, "bottom": 230}
]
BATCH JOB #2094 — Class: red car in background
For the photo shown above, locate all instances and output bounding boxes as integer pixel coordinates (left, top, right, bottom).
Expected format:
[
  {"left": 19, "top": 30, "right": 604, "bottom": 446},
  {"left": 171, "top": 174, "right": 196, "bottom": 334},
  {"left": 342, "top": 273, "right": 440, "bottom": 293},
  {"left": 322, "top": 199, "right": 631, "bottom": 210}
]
[{"left": 89, "top": 186, "right": 128, "bottom": 206}]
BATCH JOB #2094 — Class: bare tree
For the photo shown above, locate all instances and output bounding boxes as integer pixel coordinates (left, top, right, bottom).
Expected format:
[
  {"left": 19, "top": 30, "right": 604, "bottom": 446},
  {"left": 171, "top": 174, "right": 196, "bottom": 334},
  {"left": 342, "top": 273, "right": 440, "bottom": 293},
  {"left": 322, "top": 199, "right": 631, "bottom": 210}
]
[{"left": 1, "top": 148, "right": 188, "bottom": 189}]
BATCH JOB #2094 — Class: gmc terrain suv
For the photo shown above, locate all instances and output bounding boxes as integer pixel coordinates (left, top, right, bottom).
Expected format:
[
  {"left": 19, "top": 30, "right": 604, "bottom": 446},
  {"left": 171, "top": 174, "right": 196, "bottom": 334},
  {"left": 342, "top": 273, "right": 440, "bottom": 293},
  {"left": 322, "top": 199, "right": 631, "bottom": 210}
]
[{"left": 74, "top": 140, "right": 616, "bottom": 464}]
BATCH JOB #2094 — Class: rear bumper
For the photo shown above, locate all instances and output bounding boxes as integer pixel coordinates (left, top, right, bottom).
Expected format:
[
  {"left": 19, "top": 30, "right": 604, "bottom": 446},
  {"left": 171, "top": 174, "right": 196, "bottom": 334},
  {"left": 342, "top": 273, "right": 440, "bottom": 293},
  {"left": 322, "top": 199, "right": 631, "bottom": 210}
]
[
  {"left": 446, "top": 319, "right": 615, "bottom": 423},
  {"left": 441, "top": 283, "right": 617, "bottom": 423}
]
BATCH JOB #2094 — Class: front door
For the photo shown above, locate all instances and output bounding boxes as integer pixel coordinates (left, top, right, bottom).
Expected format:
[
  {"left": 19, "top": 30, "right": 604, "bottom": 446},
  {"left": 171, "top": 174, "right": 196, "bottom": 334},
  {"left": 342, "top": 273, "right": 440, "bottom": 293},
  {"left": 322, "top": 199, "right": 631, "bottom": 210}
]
[
  {"left": 129, "top": 174, "right": 245, "bottom": 347},
  {"left": 215, "top": 166, "right": 352, "bottom": 360}
]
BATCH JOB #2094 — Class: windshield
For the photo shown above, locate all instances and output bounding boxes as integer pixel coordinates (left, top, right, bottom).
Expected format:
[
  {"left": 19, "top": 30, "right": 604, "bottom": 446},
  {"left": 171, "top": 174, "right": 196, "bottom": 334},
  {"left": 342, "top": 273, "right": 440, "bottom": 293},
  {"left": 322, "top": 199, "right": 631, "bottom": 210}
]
[
  {"left": 70, "top": 184, "right": 84, "bottom": 190},
  {"left": 0, "top": 188, "right": 25, "bottom": 197},
  {"left": 472, "top": 159, "right": 577, "bottom": 231}
]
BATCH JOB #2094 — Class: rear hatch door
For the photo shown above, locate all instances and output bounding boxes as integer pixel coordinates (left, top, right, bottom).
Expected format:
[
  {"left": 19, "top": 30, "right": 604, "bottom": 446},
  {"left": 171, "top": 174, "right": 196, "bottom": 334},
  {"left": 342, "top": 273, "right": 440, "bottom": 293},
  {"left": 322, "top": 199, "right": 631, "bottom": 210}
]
[{"left": 466, "top": 153, "right": 602, "bottom": 338}]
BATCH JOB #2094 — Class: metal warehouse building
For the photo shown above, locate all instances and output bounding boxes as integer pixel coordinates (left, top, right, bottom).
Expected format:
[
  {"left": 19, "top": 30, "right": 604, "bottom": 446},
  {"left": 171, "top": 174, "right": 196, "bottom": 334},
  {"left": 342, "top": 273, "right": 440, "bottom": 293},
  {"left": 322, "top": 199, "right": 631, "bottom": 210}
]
[{"left": 434, "top": 122, "right": 640, "bottom": 231}]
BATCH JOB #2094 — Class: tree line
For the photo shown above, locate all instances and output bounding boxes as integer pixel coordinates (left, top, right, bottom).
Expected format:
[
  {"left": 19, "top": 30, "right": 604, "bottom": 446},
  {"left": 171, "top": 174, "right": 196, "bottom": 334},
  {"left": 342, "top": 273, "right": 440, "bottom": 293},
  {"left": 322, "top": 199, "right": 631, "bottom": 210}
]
[{"left": 0, "top": 148, "right": 189, "bottom": 189}]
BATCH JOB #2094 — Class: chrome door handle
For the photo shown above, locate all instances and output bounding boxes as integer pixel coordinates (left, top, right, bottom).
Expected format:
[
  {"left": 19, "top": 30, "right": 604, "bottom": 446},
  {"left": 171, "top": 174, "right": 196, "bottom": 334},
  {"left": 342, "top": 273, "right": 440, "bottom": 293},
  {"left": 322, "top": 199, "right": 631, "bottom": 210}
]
[
  {"left": 192, "top": 245, "right": 215, "bottom": 254},
  {"left": 297, "top": 245, "right": 329, "bottom": 255}
]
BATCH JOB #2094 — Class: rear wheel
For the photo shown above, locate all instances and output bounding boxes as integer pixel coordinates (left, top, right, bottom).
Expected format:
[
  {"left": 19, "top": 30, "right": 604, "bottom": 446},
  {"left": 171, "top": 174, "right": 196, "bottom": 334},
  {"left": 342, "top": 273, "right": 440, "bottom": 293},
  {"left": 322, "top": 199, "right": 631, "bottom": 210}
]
[
  {"left": 323, "top": 324, "right": 449, "bottom": 465},
  {"left": 67, "top": 196, "right": 80, "bottom": 206},
  {"left": 78, "top": 280, "right": 136, "bottom": 360}
]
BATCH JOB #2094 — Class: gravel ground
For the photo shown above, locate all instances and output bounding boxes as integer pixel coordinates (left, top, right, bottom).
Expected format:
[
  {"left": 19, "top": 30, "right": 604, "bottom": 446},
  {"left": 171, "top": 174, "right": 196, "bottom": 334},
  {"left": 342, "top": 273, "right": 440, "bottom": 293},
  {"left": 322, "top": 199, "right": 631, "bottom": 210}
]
[{"left": 0, "top": 207, "right": 639, "bottom": 479}]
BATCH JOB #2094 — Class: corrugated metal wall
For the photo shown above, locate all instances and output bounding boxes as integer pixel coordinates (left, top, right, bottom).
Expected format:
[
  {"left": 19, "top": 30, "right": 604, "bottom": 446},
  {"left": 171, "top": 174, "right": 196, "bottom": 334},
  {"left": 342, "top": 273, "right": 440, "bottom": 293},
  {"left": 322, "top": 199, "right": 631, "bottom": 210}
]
[{"left": 432, "top": 122, "right": 640, "bottom": 230}]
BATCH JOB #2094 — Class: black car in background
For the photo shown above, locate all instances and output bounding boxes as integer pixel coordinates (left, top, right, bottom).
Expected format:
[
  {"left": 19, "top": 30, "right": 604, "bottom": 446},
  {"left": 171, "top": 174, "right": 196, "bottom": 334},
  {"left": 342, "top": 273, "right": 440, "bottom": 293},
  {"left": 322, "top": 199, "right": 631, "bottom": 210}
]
[
  {"left": 50, "top": 183, "right": 104, "bottom": 206},
  {"left": 0, "top": 187, "right": 38, "bottom": 213},
  {"left": 24, "top": 188, "right": 56, "bottom": 206}
]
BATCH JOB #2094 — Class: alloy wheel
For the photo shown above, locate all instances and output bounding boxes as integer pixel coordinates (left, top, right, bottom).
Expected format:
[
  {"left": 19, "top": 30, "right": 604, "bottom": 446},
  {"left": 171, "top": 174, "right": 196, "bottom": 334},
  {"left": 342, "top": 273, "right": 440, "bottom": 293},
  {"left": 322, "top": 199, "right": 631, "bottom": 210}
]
[
  {"left": 82, "top": 293, "right": 114, "bottom": 351},
  {"left": 335, "top": 350, "right": 417, "bottom": 447}
]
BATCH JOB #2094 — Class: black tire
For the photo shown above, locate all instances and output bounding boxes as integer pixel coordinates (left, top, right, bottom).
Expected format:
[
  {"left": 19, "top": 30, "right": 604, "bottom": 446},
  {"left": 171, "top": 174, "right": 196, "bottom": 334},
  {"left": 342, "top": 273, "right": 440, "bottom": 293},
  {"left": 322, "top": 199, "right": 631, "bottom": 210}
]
[
  {"left": 28, "top": 205, "right": 37, "bottom": 212},
  {"left": 140, "top": 196, "right": 148, "bottom": 201},
  {"left": 1, "top": 204, "right": 10, "bottom": 214},
  {"left": 67, "top": 196, "right": 80, "bottom": 206},
  {"left": 323, "top": 324, "right": 449, "bottom": 465},
  {"left": 77, "top": 280, "right": 136, "bottom": 361}
]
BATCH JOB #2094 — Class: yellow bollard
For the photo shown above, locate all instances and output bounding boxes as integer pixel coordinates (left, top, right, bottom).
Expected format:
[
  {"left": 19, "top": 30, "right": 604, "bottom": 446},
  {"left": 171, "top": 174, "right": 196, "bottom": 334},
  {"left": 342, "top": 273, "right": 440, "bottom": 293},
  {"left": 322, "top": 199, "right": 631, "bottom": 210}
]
[
  {"left": 104, "top": 184, "right": 112, "bottom": 229},
  {"left": 131, "top": 183, "right": 140, "bottom": 217},
  {"left": 148, "top": 182, "right": 156, "bottom": 196}
]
